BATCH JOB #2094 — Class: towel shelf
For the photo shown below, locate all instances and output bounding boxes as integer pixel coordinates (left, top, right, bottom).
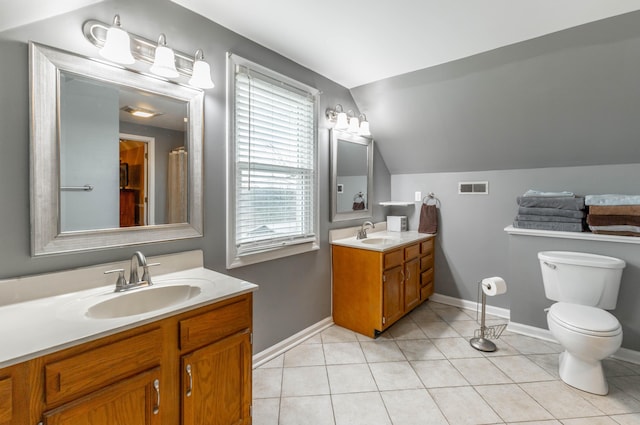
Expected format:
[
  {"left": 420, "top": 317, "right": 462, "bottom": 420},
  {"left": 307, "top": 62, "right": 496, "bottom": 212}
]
[{"left": 505, "top": 225, "right": 640, "bottom": 245}]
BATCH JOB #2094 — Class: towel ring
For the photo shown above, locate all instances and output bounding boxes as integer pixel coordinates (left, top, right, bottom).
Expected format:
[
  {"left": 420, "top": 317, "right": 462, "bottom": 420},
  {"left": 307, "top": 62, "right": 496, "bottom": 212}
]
[
  {"left": 353, "top": 192, "right": 365, "bottom": 202},
  {"left": 422, "top": 192, "right": 441, "bottom": 207}
]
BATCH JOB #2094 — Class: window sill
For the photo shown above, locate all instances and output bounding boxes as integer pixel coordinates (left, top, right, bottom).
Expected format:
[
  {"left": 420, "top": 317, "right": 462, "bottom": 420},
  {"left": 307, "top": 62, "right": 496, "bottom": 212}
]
[
  {"left": 226, "top": 240, "right": 320, "bottom": 269},
  {"left": 504, "top": 225, "right": 640, "bottom": 245}
]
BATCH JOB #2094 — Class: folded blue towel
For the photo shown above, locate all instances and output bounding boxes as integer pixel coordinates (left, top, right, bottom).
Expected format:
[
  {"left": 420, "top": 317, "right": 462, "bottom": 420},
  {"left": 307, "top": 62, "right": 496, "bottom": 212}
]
[
  {"left": 585, "top": 194, "right": 640, "bottom": 206},
  {"left": 513, "top": 220, "right": 584, "bottom": 232},
  {"left": 518, "top": 207, "right": 585, "bottom": 219},
  {"left": 517, "top": 196, "right": 585, "bottom": 210},
  {"left": 516, "top": 215, "right": 583, "bottom": 223},
  {"left": 523, "top": 190, "right": 574, "bottom": 198}
]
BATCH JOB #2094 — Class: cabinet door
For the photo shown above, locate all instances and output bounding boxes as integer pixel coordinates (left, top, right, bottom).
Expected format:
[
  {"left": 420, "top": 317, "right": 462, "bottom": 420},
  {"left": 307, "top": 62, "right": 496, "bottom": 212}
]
[
  {"left": 42, "top": 368, "right": 161, "bottom": 425},
  {"left": 404, "top": 257, "right": 421, "bottom": 311},
  {"left": 382, "top": 266, "right": 404, "bottom": 328},
  {"left": 182, "top": 332, "right": 251, "bottom": 425}
]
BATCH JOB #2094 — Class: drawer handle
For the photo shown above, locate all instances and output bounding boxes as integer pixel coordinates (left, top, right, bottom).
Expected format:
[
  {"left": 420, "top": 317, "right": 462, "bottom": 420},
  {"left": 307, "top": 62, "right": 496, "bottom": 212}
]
[
  {"left": 543, "top": 261, "right": 557, "bottom": 270},
  {"left": 186, "top": 364, "right": 193, "bottom": 397},
  {"left": 153, "top": 379, "right": 160, "bottom": 415}
]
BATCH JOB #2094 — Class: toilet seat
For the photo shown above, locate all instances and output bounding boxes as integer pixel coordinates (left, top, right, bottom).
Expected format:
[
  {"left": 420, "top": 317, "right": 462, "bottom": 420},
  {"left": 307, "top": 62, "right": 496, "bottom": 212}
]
[{"left": 549, "top": 303, "right": 621, "bottom": 337}]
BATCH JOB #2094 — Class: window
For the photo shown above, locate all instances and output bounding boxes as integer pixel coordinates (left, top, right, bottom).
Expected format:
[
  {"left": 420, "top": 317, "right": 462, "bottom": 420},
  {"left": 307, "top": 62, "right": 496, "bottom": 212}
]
[{"left": 226, "top": 54, "right": 319, "bottom": 268}]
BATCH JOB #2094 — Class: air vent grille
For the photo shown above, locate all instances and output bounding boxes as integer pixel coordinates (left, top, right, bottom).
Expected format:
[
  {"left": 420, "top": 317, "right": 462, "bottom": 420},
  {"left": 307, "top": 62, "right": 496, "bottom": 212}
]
[{"left": 458, "top": 181, "right": 489, "bottom": 195}]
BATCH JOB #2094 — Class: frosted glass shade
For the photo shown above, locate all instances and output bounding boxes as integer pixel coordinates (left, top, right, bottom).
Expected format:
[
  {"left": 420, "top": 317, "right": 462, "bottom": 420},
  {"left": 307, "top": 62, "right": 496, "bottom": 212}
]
[
  {"left": 150, "top": 45, "right": 179, "bottom": 78},
  {"left": 348, "top": 116, "right": 360, "bottom": 133},
  {"left": 189, "top": 60, "right": 214, "bottom": 89},
  {"left": 99, "top": 26, "right": 134, "bottom": 64},
  {"left": 358, "top": 120, "right": 371, "bottom": 136},
  {"left": 335, "top": 112, "right": 348, "bottom": 129}
]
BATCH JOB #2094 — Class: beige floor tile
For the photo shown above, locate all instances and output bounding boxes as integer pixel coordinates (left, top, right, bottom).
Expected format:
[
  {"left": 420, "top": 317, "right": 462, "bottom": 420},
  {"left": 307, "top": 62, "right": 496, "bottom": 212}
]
[
  {"left": 326, "top": 364, "right": 377, "bottom": 394},
  {"left": 429, "top": 386, "right": 502, "bottom": 425},
  {"left": 251, "top": 398, "right": 280, "bottom": 425},
  {"left": 253, "top": 368, "right": 283, "bottom": 399},
  {"left": 360, "top": 340, "right": 406, "bottom": 362},
  {"left": 450, "top": 357, "right": 512, "bottom": 385},
  {"left": 369, "top": 361, "right": 424, "bottom": 391},
  {"left": 611, "top": 413, "right": 640, "bottom": 424},
  {"left": 396, "top": 338, "right": 445, "bottom": 361},
  {"left": 449, "top": 319, "right": 482, "bottom": 337},
  {"left": 386, "top": 317, "right": 428, "bottom": 340},
  {"left": 505, "top": 421, "right": 560, "bottom": 425},
  {"left": 489, "top": 355, "right": 555, "bottom": 382},
  {"left": 520, "top": 381, "right": 604, "bottom": 419},
  {"left": 475, "top": 383, "right": 553, "bottom": 422},
  {"left": 609, "top": 376, "right": 640, "bottom": 401},
  {"left": 258, "top": 354, "right": 284, "bottom": 369},
  {"left": 412, "top": 359, "right": 469, "bottom": 388},
  {"left": 604, "top": 359, "right": 640, "bottom": 377},
  {"left": 480, "top": 337, "right": 520, "bottom": 357},
  {"left": 434, "top": 306, "right": 476, "bottom": 322},
  {"left": 419, "top": 321, "right": 463, "bottom": 338},
  {"left": 432, "top": 337, "right": 485, "bottom": 358},
  {"left": 321, "top": 326, "right": 358, "bottom": 343},
  {"left": 284, "top": 342, "right": 325, "bottom": 367},
  {"left": 323, "top": 342, "right": 366, "bottom": 365},
  {"left": 280, "top": 395, "right": 335, "bottom": 425},
  {"left": 501, "top": 334, "right": 560, "bottom": 354},
  {"left": 281, "top": 366, "right": 330, "bottom": 397},
  {"left": 561, "top": 417, "right": 619, "bottom": 425},
  {"left": 332, "top": 392, "right": 392, "bottom": 425},
  {"left": 302, "top": 333, "right": 323, "bottom": 344},
  {"left": 577, "top": 383, "right": 640, "bottom": 415},
  {"left": 409, "top": 307, "right": 443, "bottom": 323},
  {"left": 526, "top": 354, "right": 560, "bottom": 378},
  {"left": 381, "top": 389, "right": 448, "bottom": 425}
]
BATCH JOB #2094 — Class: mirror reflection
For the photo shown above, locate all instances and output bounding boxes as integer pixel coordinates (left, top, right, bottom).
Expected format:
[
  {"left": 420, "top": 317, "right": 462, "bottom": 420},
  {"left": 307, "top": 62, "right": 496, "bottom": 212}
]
[
  {"left": 330, "top": 129, "right": 374, "bottom": 222},
  {"left": 59, "top": 72, "right": 188, "bottom": 232}
]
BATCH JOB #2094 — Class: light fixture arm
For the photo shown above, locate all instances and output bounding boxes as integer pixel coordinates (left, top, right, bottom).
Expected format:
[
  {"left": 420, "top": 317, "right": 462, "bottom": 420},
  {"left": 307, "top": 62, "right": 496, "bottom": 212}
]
[
  {"left": 83, "top": 19, "right": 196, "bottom": 76},
  {"left": 325, "top": 104, "right": 344, "bottom": 121}
]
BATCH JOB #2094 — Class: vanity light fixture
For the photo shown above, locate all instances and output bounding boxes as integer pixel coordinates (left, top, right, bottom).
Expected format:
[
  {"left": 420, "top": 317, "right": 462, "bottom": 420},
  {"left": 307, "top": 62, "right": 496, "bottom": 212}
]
[
  {"left": 121, "top": 105, "right": 161, "bottom": 118},
  {"left": 188, "top": 49, "right": 215, "bottom": 89},
  {"left": 99, "top": 15, "right": 134, "bottom": 64},
  {"left": 150, "top": 34, "right": 179, "bottom": 78},
  {"left": 326, "top": 104, "right": 372, "bottom": 135},
  {"left": 83, "top": 17, "right": 215, "bottom": 89}
]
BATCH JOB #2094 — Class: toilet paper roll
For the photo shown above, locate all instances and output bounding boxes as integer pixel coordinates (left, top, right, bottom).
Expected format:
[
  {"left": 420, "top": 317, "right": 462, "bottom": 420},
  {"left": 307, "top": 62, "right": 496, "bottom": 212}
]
[{"left": 481, "top": 277, "right": 507, "bottom": 296}]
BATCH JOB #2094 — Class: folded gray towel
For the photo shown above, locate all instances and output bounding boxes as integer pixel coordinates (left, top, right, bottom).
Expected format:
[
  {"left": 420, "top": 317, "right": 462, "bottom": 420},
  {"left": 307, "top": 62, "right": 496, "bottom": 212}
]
[
  {"left": 513, "top": 220, "right": 584, "bottom": 232},
  {"left": 516, "top": 196, "right": 585, "bottom": 211},
  {"left": 516, "top": 215, "right": 584, "bottom": 223},
  {"left": 518, "top": 206, "right": 585, "bottom": 219}
]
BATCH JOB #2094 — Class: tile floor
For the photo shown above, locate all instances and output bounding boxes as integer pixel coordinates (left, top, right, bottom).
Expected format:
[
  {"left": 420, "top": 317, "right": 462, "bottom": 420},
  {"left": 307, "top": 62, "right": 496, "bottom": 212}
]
[{"left": 253, "top": 301, "right": 640, "bottom": 425}]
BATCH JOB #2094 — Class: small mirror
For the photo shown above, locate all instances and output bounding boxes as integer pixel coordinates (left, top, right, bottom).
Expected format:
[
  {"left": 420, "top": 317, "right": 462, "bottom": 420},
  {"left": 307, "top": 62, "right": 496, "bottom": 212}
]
[
  {"left": 330, "top": 129, "right": 374, "bottom": 222},
  {"left": 30, "top": 42, "right": 204, "bottom": 255}
]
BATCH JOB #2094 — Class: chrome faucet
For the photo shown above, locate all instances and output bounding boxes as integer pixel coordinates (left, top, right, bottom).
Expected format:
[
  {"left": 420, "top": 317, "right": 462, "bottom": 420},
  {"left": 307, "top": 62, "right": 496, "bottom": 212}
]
[
  {"left": 104, "top": 251, "right": 159, "bottom": 292},
  {"left": 357, "top": 221, "right": 375, "bottom": 239}
]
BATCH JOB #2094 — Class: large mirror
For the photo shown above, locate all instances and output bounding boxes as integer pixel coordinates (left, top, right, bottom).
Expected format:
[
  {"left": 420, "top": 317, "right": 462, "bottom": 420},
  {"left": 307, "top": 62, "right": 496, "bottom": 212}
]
[
  {"left": 330, "top": 129, "right": 374, "bottom": 222},
  {"left": 30, "top": 42, "right": 204, "bottom": 256}
]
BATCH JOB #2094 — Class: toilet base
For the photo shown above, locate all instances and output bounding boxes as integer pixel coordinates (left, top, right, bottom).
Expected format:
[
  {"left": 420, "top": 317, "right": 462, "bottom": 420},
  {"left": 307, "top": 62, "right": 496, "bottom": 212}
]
[{"left": 558, "top": 351, "right": 608, "bottom": 395}]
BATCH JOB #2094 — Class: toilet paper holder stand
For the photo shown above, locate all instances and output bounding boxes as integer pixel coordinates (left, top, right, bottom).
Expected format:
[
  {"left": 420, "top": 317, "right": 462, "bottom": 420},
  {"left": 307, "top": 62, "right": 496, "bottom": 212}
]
[{"left": 470, "top": 279, "right": 508, "bottom": 352}]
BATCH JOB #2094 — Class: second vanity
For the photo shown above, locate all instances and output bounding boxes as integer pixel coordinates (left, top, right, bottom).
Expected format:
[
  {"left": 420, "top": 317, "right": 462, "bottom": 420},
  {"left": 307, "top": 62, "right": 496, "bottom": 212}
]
[
  {"left": 0, "top": 250, "right": 257, "bottom": 425},
  {"left": 331, "top": 227, "right": 435, "bottom": 338}
]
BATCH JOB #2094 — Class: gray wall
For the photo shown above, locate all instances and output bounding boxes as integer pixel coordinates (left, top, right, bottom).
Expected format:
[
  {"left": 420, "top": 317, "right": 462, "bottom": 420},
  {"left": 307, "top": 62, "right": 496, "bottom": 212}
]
[
  {"left": 0, "top": 0, "right": 390, "bottom": 353},
  {"left": 351, "top": 10, "right": 640, "bottom": 175},
  {"left": 391, "top": 163, "right": 640, "bottom": 351}
]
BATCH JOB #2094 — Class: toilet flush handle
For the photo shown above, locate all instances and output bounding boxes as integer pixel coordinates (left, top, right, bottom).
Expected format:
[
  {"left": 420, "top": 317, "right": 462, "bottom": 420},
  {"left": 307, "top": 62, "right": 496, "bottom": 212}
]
[{"left": 543, "top": 261, "right": 557, "bottom": 270}]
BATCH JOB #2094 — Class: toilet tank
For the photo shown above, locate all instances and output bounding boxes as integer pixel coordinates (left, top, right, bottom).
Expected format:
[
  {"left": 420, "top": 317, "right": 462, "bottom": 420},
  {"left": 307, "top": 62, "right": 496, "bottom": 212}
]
[{"left": 538, "top": 251, "right": 625, "bottom": 309}]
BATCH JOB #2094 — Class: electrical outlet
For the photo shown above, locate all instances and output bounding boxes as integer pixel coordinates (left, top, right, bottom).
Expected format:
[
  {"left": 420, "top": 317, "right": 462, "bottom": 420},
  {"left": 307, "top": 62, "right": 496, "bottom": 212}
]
[{"left": 414, "top": 191, "right": 422, "bottom": 202}]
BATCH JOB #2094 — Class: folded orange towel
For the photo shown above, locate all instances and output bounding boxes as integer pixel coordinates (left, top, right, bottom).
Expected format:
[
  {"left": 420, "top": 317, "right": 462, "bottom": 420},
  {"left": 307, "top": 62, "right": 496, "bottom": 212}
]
[
  {"left": 418, "top": 204, "right": 438, "bottom": 234},
  {"left": 588, "top": 205, "right": 640, "bottom": 216},
  {"left": 587, "top": 214, "right": 640, "bottom": 226}
]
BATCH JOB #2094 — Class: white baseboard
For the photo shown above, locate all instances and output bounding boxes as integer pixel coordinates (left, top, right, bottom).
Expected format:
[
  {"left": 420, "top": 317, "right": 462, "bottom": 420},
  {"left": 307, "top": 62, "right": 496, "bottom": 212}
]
[
  {"left": 252, "top": 317, "right": 333, "bottom": 368},
  {"left": 430, "top": 292, "right": 511, "bottom": 319}
]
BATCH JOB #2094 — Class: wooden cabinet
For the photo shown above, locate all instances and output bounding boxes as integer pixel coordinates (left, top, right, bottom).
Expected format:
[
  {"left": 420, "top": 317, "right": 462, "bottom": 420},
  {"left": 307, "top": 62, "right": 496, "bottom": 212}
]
[
  {"left": 0, "top": 293, "right": 253, "bottom": 425},
  {"left": 332, "top": 237, "right": 435, "bottom": 338}
]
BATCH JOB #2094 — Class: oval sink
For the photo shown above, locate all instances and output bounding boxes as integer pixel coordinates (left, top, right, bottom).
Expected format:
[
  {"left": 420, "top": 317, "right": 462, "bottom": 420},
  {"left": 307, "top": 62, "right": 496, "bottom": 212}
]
[
  {"left": 360, "top": 237, "right": 400, "bottom": 245},
  {"left": 86, "top": 284, "right": 201, "bottom": 319}
]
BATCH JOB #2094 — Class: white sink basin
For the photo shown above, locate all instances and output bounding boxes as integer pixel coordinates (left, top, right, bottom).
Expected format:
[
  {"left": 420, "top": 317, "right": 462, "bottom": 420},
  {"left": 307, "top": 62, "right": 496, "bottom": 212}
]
[
  {"left": 86, "top": 284, "right": 202, "bottom": 319},
  {"left": 360, "top": 237, "right": 401, "bottom": 245}
]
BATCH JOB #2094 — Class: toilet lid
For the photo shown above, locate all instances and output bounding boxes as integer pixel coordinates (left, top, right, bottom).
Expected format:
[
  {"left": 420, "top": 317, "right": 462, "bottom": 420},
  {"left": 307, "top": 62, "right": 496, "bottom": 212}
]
[{"left": 549, "top": 303, "right": 621, "bottom": 336}]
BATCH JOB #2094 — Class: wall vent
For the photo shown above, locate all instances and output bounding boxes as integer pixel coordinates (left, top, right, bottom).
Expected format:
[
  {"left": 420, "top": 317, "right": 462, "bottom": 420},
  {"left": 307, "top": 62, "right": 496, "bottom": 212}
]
[{"left": 458, "top": 181, "right": 489, "bottom": 195}]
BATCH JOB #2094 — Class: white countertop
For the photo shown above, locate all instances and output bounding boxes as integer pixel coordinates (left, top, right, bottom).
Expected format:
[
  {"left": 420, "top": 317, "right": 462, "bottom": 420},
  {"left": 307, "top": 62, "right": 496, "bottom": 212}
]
[
  {"left": 0, "top": 251, "right": 258, "bottom": 368},
  {"left": 331, "top": 229, "right": 434, "bottom": 252}
]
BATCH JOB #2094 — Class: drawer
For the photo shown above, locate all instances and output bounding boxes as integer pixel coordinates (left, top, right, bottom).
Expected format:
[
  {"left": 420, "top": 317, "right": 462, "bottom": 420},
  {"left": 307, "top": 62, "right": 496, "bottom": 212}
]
[
  {"left": 45, "top": 328, "right": 162, "bottom": 406},
  {"left": 421, "top": 268, "right": 434, "bottom": 287},
  {"left": 420, "top": 254, "right": 433, "bottom": 271},
  {"left": 421, "top": 281, "right": 434, "bottom": 300},
  {"left": 0, "top": 376, "right": 12, "bottom": 423},
  {"left": 421, "top": 239, "right": 434, "bottom": 256},
  {"left": 180, "top": 295, "right": 251, "bottom": 352},
  {"left": 404, "top": 244, "right": 420, "bottom": 260},
  {"left": 383, "top": 249, "right": 403, "bottom": 270}
]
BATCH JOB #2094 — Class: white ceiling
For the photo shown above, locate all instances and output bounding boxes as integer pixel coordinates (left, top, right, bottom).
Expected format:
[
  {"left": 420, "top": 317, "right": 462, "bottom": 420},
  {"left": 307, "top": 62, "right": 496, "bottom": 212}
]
[{"left": 3, "top": 1, "right": 640, "bottom": 88}]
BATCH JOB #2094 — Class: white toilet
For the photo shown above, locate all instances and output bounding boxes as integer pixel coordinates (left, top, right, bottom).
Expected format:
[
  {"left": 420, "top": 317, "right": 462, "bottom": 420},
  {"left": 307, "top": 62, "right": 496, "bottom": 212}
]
[{"left": 538, "top": 251, "right": 625, "bottom": 395}]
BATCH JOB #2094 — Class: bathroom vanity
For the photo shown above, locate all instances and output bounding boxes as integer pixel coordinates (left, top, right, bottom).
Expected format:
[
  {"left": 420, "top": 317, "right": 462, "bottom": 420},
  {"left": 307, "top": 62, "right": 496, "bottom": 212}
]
[
  {"left": 331, "top": 231, "right": 435, "bottom": 337},
  {"left": 0, "top": 251, "right": 257, "bottom": 425}
]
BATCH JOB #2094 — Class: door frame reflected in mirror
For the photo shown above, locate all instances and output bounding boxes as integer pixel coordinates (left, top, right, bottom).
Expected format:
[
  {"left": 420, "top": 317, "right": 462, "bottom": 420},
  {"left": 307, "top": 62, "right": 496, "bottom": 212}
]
[
  {"left": 30, "top": 42, "right": 204, "bottom": 256},
  {"left": 330, "top": 129, "right": 374, "bottom": 222}
]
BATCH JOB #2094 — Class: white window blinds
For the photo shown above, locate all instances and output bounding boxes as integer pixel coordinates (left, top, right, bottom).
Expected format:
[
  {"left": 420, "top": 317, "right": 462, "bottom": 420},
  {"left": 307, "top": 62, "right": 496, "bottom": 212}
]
[{"left": 232, "top": 62, "right": 318, "bottom": 257}]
